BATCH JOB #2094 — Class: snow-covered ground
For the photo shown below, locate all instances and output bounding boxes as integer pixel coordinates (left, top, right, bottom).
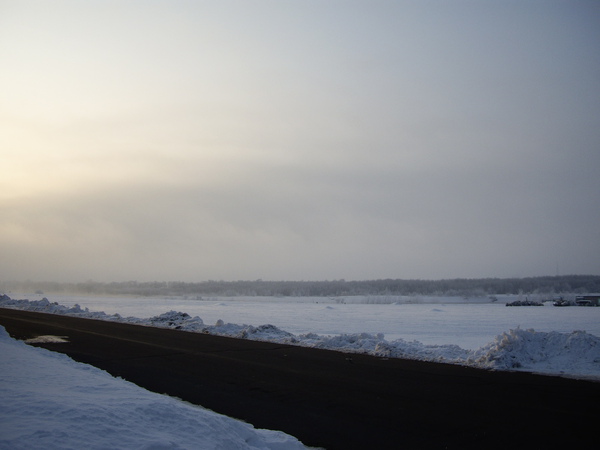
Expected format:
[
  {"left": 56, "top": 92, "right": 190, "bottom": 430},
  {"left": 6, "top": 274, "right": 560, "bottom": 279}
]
[
  {"left": 0, "top": 325, "right": 309, "bottom": 450},
  {"left": 2, "top": 293, "right": 600, "bottom": 379},
  {"left": 2, "top": 292, "right": 600, "bottom": 449}
]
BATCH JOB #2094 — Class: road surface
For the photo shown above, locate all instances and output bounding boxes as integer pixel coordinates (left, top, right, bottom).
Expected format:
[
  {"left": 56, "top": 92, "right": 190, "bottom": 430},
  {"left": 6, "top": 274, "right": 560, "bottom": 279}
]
[{"left": 1, "top": 308, "right": 597, "bottom": 449}]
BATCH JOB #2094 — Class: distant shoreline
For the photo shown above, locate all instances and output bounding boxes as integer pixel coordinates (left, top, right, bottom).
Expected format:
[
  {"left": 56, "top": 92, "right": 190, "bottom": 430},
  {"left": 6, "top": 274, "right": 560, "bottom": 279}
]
[{"left": 3, "top": 274, "right": 599, "bottom": 298}]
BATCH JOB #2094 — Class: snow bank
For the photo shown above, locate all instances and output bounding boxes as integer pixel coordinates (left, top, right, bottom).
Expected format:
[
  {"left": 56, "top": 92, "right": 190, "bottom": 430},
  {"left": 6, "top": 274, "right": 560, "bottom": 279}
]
[
  {"left": 2, "top": 295, "right": 599, "bottom": 380},
  {"left": 0, "top": 296, "right": 91, "bottom": 315},
  {"left": 469, "top": 327, "right": 600, "bottom": 378},
  {"left": 0, "top": 325, "right": 309, "bottom": 450}
]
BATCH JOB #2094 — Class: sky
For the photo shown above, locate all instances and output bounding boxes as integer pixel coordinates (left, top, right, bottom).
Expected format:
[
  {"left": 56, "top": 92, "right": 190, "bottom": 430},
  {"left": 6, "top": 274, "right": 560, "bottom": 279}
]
[{"left": 1, "top": 1, "right": 599, "bottom": 283}]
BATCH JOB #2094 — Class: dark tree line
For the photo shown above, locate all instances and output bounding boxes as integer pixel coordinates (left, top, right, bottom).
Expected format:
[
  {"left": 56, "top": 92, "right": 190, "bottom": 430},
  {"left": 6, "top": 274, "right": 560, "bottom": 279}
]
[{"left": 2, "top": 275, "right": 600, "bottom": 297}]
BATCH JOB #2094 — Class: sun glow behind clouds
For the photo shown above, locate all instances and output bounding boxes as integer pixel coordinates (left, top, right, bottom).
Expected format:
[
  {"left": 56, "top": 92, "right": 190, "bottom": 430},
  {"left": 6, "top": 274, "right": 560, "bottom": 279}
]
[{"left": 1, "top": 1, "right": 599, "bottom": 281}]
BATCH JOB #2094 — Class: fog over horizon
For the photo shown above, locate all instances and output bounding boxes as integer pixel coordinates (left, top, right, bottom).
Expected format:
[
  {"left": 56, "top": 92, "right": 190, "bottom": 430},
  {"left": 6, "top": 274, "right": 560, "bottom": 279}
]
[{"left": 1, "top": 1, "right": 599, "bottom": 283}]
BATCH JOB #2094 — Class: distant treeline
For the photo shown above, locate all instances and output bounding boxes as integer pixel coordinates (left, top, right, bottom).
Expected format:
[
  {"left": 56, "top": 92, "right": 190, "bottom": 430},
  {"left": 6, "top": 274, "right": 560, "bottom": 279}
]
[{"left": 2, "top": 275, "right": 599, "bottom": 297}]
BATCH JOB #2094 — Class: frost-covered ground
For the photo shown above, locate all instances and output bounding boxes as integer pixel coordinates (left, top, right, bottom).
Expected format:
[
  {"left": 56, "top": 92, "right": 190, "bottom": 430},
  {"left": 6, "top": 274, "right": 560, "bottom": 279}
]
[
  {"left": 2, "top": 293, "right": 600, "bottom": 379},
  {"left": 0, "top": 325, "right": 309, "bottom": 450}
]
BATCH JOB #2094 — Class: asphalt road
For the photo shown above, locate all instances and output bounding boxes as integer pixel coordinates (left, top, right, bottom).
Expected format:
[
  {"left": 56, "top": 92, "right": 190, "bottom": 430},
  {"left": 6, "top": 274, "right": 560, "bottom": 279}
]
[{"left": 1, "top": 308, "right": 598, "bottom": 449}]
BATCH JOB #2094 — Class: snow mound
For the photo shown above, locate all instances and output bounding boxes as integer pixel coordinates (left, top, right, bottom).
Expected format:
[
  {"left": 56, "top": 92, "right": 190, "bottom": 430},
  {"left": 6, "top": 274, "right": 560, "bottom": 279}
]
[
  {"left": 469, "top": 327, "right": 600, "bottom": 377},
  {"left": 0, "top": 296, "right": 89, "bottom": 315},
  {"left": 300, "top": 332, "right": 385, "bottom": 353},
  {"left": 291, "top": 332, "right": 472, "bottom": 365},
  {"left": 205, "top": 322, "right": 297, "bottom": 342},
  {"left": 0, "top": 325, "right": 309, "bottom": 450},
  {"left": 0, "top": 295, "right": 125, "bottom": 321},
  {"left": 148, "top": 310, "right": 205, "bottom": 330},
  {"left": 2, "top": 295, "right": 599, "bottom": 380}
]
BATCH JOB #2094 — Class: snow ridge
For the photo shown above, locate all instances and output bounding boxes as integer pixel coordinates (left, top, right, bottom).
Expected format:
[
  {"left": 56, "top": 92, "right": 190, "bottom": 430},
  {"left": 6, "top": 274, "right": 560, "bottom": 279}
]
[
  {"left": 1, "top": 295, "right": 599, "bottom": 379},
  {"left": 469, "top": 327, "right": 600, "bottom": 376}
]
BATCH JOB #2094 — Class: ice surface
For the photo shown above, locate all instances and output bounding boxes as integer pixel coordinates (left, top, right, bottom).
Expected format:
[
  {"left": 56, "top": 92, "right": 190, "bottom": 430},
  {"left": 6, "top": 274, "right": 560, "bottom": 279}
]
[
  {"left": 2, "top": 294, "right": 599, "bottom": 380},
  {"left": 8, "top": 293, "right": 600, "bottom": 348}
]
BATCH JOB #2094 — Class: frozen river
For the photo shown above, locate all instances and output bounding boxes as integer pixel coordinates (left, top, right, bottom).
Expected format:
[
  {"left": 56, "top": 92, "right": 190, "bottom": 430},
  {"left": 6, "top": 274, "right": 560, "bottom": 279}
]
[{"left": 17, "top": 293, "right": 600, "bottom": 350}]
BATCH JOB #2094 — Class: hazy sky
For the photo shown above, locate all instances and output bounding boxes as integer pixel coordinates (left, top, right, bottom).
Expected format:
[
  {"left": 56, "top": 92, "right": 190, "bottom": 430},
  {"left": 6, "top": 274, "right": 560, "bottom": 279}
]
[{"left": 1, "top": 1, "right": 599, "bottom": 282}]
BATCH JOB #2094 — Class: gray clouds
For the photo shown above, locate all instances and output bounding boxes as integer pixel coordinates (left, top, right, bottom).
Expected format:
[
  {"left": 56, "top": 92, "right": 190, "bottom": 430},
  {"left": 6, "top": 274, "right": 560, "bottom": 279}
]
[
  {"left": 3, "top": 141, "right": 598, "bottom": 281},
  {"left": 1, "top": 1, "right": 599, "bottom": 281}
]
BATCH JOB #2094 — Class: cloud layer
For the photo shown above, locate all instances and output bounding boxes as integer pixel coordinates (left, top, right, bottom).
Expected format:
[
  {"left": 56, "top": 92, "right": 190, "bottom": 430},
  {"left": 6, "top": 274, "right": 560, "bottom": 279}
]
[{"left": 1, "top": 1, "right": 599, "bottom": 281}]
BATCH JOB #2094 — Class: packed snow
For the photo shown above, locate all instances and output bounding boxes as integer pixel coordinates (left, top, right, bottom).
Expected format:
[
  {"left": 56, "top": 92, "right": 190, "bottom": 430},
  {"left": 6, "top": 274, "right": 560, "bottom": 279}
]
[
  {"left": 0, "top": 325, "right": 310, "bottom": 450},
  {"left": 1, "top": 293, "right": 599, "bottom": 379}
]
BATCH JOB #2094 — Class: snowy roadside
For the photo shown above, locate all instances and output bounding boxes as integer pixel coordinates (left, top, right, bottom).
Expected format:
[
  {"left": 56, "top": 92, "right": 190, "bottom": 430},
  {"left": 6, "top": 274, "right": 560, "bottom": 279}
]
[
  {"left": 1, "top": 295, "right": 600, "bottom": 380},
  {"left": 0, "top": 325, "right": 311, "bottom": 450}
]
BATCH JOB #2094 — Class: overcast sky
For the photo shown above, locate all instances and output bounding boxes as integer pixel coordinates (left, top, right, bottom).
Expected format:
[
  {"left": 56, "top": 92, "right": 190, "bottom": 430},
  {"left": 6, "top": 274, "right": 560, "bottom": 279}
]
[{"left": 1, "top": 1, "right": 599, "bottom": 282}]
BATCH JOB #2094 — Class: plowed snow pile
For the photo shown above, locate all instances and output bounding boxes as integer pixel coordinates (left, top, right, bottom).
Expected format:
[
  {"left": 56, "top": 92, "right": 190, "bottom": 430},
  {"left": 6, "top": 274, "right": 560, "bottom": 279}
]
[{"left": 1, "top": 295, "right": 599, "bottom": 380}]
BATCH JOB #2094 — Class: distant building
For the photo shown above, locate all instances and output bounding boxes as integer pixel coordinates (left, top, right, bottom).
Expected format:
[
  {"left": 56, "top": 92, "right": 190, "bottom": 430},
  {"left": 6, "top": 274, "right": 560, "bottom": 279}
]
[{"left": 575, "top": 295, "right": 600, "bottom": 306}]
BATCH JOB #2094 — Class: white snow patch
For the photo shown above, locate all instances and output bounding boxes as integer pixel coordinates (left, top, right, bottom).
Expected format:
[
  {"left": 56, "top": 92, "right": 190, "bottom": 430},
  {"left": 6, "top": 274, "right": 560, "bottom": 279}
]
[
  {"left": 0, "top": 325, "right": 310, "bottom": 450},
  {"left": 24, "top": 335, "right": 69, "bottom": 344}
]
